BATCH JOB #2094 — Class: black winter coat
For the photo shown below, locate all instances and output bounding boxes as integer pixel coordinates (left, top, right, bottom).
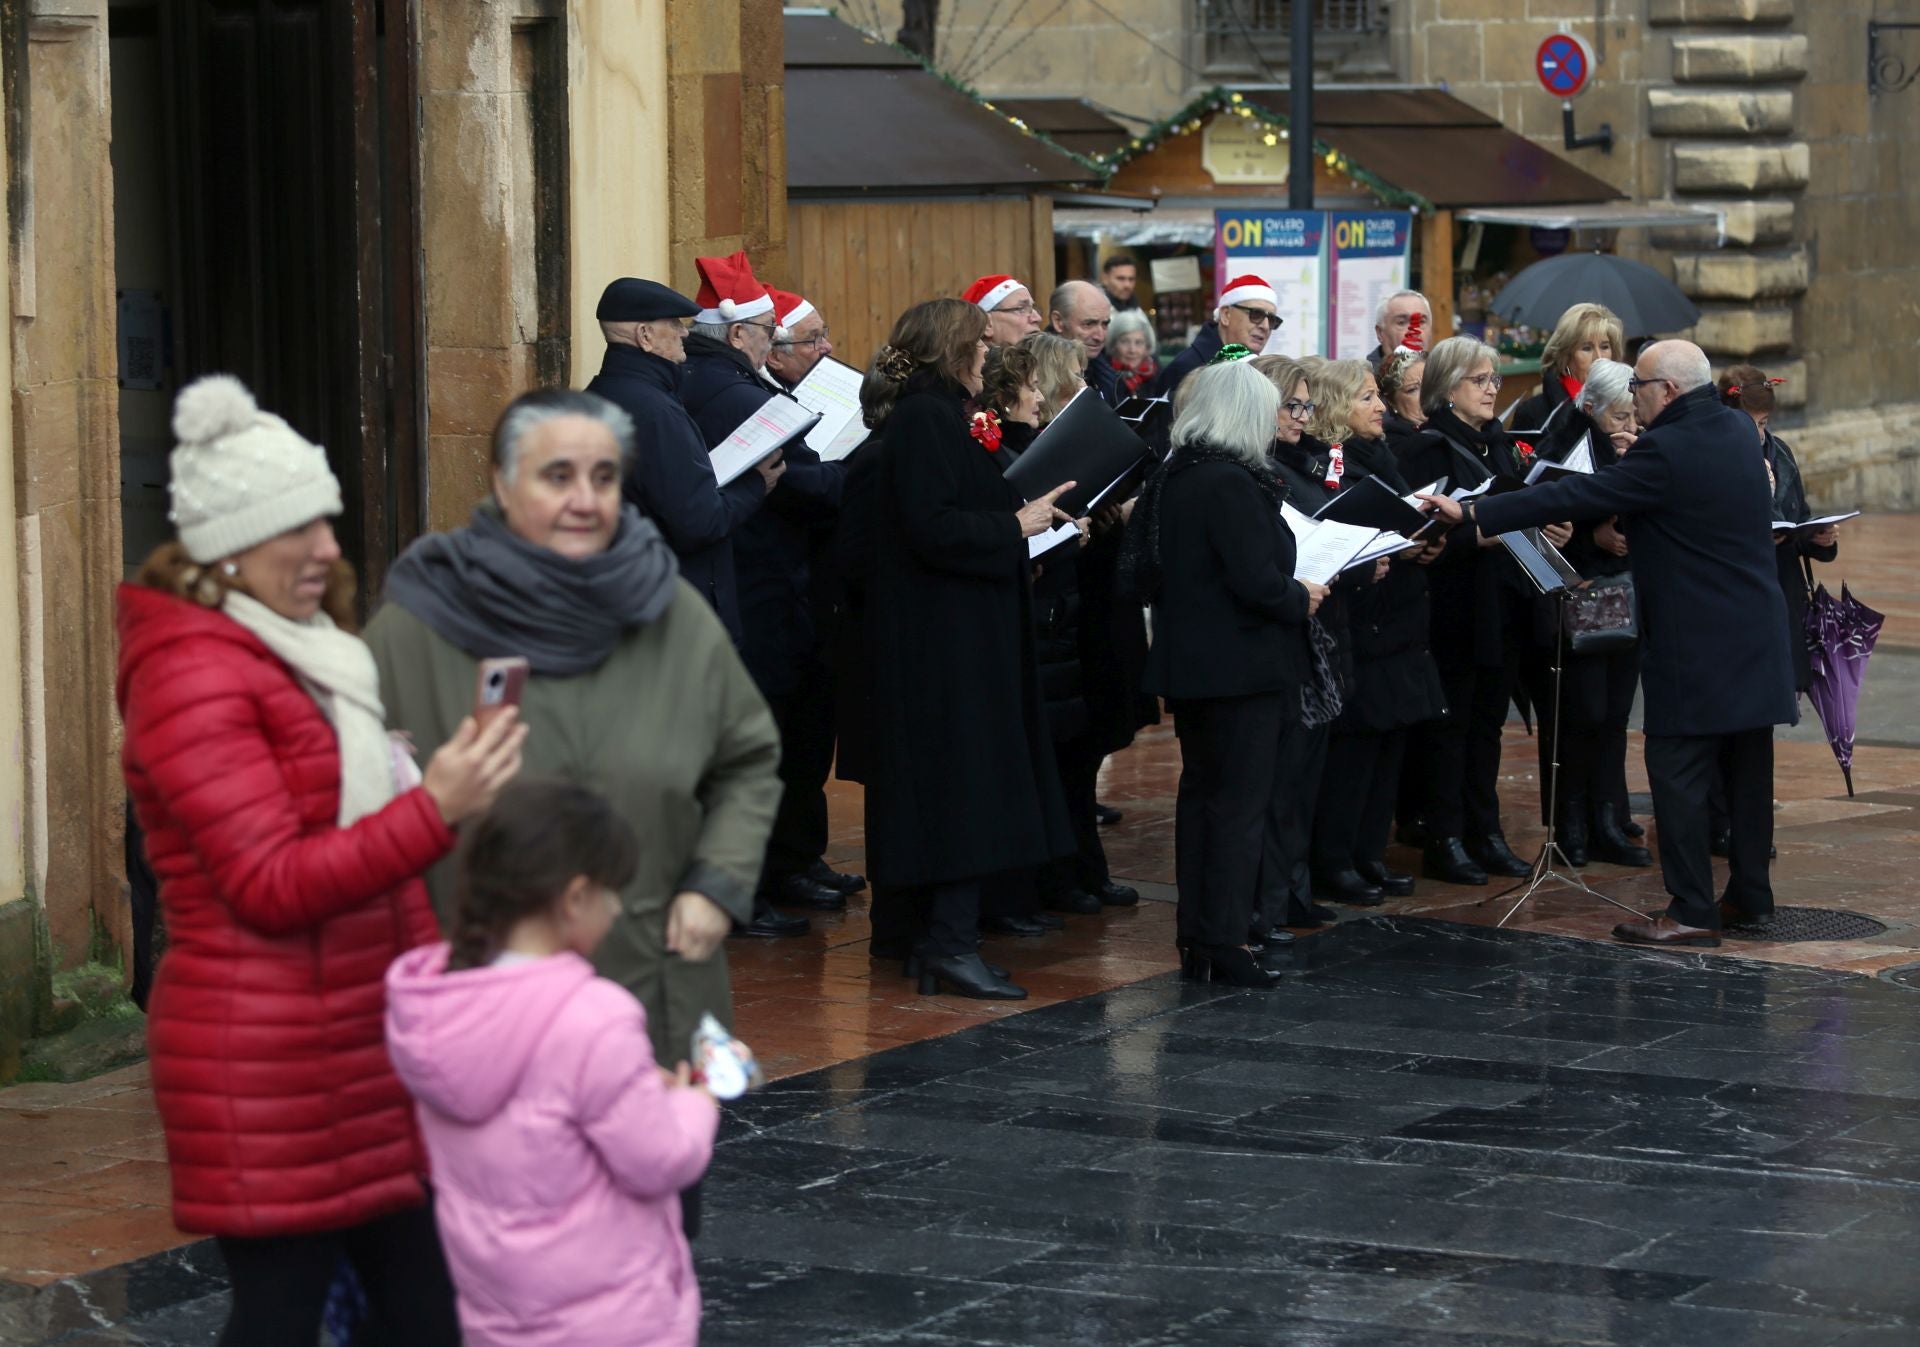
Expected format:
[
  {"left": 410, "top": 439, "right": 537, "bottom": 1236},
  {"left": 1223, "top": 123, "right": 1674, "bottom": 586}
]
[
  {"left": 680, "top": 336, "right": 848, "bottom": 697},
  {"left": 831, "top": 434, "right": 882, "bottom": 785},
  {"left": 1474, "top": 386, "right": 1795, "bottom": 737},
  {"left": 1396, "top": 408, "right": 1532, "bottom": 671},
  {"left": 1508, "top": 371, "right": 1576, "bottom": 436},
  {"left": 1268, "top": 433, "right": 1362, "bottom": 693},
  {"left": 1765, "top": 430, "right": 1838, "bottom": 692},
  {"left": 1333, "top": 436, "right": 1447, "bottom": 731},
  {"left": 1086, "top": 352, "right": 1124, "bottom": 406},
  {"left": 1537, "top": 405, "right": 1631, "bottom": 581},
  {"left": 1148, "top": 323, "right": 1222, "bottom": 402},
  {"left": 862, "top": 374, "right": 1072, "bottom": 887},
  {"left": 1140, "top": 451, "right": 1313, "bottom": 702},
  {"left": 1003, "top": 422, "right": 1089, "bottom": 744},
  {"left": 586, "top": 344, "right": 764, "bottom": 642}
]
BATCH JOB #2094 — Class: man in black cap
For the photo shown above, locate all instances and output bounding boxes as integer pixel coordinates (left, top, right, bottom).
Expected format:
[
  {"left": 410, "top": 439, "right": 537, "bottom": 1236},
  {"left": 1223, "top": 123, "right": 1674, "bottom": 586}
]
[{"left": 586, "top": 280, "right": 802, "bottom": 940}]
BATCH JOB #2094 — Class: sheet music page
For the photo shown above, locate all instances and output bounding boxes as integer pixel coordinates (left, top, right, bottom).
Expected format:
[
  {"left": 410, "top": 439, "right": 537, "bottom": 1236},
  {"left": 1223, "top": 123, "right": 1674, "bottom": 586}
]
[
  {"left": 1345, "top": 532, "right": 1419, "bottom": 569},
  {"left": 1770, "top": 510, "right": 1859, "bottom": 533},
  {"left": 1284, "top": 502, "right": 1377, "bottom": 584},
  {"left": 790, "top": 359, "right": 867, "bottom": 461},
  {"left": 1449, "top": 477, "right": 1498, "bottom": 502},
  {"left": 1564, "top": 435, "right": 1594, "bottom": 473},
  {"left": 1028, "top": 520, "right": 1079, "bottom": 560},
  {"left": 710, "top": 397, "right": 819, "bottom": 486}
]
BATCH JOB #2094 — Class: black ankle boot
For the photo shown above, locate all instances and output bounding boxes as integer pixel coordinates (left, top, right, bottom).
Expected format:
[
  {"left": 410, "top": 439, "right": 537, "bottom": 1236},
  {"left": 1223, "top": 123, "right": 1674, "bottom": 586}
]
[
  {"left": 917, "top": 952, "right": 1027, "bottom": 1000},
  {"left": 1423, "top": 837, "right": 1488, "bottom": 886},
  {"left": 1589, "top": 808, "right": 1653, "bottom": 867},
  {"left": 1354, "top": 859, "right": 1414, "bottom": 896},
  {"left": 1466, "top": 832, "right": 1532, "bottom": 878},
  {"left": 1558, "top": 797, "right": 1590, "bottom": 867},
  {"left": 1314, "top": 868, "right": 1385, "bottom": 906}
]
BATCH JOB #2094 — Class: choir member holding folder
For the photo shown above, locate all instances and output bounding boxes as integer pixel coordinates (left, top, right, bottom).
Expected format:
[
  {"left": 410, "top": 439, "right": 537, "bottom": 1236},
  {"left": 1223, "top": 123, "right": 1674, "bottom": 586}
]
[
  {"left": 1395, "top": 337, "right": 1570, "bottom": 887},
  {"left": 1300, "top": 360, "right": 1448, "bottom": 905},
  {"left": 1129, "top": 360, "right": 1328, "bottom": 986},
  {"left": 859, "top": 299, "right": 1076, "bottom": 999}
]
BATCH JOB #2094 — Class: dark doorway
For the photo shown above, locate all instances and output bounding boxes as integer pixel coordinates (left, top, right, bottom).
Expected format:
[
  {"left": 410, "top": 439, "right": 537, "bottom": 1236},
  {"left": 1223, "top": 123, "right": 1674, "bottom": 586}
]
[{"left": 121, "top": 0, "right": 422, "bottom": 595}]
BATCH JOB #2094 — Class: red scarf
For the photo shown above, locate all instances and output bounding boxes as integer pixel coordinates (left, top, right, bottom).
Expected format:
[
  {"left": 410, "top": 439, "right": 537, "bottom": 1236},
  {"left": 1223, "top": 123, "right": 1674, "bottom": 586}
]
[{"left": 1113, "top": 357, "right": 1158, "bottom": 397}]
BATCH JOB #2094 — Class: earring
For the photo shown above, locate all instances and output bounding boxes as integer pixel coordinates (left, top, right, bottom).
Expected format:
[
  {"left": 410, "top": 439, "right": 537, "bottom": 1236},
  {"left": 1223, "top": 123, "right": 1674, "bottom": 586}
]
[{"left": 221, "top": 561, "right": 239, "bottom": 577}]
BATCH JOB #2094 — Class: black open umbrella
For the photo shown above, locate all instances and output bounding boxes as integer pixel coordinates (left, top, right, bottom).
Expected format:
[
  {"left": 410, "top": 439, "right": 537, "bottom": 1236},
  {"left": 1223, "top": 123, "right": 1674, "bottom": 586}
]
[{"left": 1488, "top": 251, "right": 1701, "bottom": 338}]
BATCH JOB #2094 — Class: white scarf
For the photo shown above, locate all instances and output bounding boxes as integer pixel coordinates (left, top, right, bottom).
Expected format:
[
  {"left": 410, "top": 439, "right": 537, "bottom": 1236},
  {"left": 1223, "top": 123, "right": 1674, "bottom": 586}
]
[{"left": 223, "top": 591, "right": 398, "bottom": 826}]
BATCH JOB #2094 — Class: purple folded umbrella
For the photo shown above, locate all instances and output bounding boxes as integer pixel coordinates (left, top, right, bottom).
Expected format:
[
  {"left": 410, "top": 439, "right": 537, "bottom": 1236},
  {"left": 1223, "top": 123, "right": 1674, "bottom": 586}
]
[{"left": 1804, "top": 581, "right": 1884, "bottom": 796}]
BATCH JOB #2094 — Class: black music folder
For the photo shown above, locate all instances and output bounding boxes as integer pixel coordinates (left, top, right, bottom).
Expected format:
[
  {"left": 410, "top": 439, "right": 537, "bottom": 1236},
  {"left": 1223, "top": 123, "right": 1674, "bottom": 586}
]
[{"left": 1003, "top": 388, "right": 1151, "bottom": 518}]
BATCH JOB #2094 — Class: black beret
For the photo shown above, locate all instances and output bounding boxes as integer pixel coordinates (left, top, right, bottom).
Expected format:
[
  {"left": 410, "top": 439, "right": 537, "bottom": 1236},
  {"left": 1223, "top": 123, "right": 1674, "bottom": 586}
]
[{"left": 595, "top": 278, "right": 699, "bottom": 322}]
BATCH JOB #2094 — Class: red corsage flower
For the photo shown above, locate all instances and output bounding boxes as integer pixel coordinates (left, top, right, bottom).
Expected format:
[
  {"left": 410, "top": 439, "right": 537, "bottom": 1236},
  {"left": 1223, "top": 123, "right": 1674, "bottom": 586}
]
[{"left": 970, "top": 409, "right": 1004, "bottom": 453}]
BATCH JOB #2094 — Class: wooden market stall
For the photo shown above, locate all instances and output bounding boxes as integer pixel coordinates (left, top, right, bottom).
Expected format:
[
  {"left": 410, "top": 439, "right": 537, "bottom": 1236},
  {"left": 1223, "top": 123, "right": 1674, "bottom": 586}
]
[{"left": 783, "top": 13, "right": 1102, "bottom": 368}]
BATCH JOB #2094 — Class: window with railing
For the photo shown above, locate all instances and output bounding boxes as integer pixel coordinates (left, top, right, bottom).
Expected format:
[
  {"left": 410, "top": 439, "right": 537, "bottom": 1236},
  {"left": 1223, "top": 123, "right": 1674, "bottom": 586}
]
[{"left": 1196, "top": 0, "right": 1391, "bottom": 74}]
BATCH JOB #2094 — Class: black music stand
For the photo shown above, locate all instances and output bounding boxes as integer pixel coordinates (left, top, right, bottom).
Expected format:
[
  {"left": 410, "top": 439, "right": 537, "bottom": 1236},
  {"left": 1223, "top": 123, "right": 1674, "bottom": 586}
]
[{"left": 1485, "top": 529, "right": 1645, "bottom": 928}]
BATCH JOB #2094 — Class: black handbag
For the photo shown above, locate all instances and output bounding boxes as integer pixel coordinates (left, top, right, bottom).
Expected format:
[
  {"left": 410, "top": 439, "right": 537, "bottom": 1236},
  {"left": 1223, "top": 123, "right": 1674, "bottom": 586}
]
[{"left": 1559, "top": 572, "right": 1638, "bottom": 653}]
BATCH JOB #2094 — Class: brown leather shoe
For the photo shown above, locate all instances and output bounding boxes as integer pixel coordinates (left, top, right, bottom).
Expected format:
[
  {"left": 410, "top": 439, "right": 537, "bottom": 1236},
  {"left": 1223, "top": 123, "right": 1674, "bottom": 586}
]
[
  {"left": 1718, "top": 900, "right": 1767, "bottom": 928},
  {"left": 1612, "top": 915, "right": 1721, "bottom": 948}
]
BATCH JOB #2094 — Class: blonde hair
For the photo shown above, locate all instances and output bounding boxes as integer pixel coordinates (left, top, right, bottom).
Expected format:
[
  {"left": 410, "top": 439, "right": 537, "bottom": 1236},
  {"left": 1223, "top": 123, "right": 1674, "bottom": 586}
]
[
  {"left": 1540, "top": 303, "right": 1626, "bottom": 379},
  {"left": 1020, "top": 331, "right": 1087, "bottom": 422},
  {"left": 1306, "top": 359, "right": 1375, "bottom": 442},
  {"left": 1250, "top": 354, "right": 1310, "bottom": 406}
]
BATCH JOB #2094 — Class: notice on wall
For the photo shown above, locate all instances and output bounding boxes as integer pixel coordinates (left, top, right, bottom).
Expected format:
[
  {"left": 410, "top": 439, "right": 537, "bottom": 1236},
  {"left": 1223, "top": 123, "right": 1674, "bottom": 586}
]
[
  {"left": 1213, "top": 209, "right": 1326, "bottom": 359},
  {"left": 1149, "top": 255, "right": 1203, "bottom": 294},
  {"left": 1328, "top": 212, "right": 1413, "bottom": 360}
]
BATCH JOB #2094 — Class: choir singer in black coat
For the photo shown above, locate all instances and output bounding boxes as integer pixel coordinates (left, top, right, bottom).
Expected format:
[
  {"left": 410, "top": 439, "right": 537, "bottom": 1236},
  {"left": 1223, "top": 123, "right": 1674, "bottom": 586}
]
[
  {"left": 1130, "top": 360, "right": 1330, "bottom": 986},
  {"left": 1423, "top": 341, "right": 1795, "bottom": 949}
]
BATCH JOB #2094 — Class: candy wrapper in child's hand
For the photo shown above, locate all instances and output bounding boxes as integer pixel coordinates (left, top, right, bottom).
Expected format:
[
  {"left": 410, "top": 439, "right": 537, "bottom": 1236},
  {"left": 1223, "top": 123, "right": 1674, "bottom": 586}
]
[{"left": 691, "top": 1013, "right": 763, "bottom": 1100}]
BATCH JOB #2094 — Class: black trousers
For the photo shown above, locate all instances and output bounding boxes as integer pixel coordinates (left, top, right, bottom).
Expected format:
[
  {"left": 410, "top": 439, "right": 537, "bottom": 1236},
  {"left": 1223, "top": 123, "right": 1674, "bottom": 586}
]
[
  {"left": 762, "top": 656, "right": 837, "bottom": 883},
  {"left": 1173, "top": 692, "right": 1288, "bottom": 948},
  {"left": 1039, "top": 733, "right": 1110, "bottom": 899},
  {"left": 1533, "top": 645, "right": 1639, "bottom": 824},
  {"left": 1313, "top": 727, "right": 1408, "bottom": 876},
  {"left": 1644, "top": 728, "right": 1775, "bottom": 928},
  {"left": 1422, "top": 655, "right": 1515, "bottom": 839},
  {"left": 1258, "top": 721, "right": 1330, "bottom": 928},
  {"left": 916, "top": 877, "right": 986, "bottom": 957},
  {"left": 215, "top": 1200, "right": 460, "bottom": 1347}
]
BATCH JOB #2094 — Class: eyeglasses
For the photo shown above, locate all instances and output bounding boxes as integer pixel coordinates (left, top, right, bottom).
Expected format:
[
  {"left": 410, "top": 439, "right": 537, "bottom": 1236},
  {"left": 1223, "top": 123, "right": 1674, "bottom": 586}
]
[
  {"left": 996, "top": 302, "right": 1039, "bottom": 316},
  {"left": 1462, "top": 372, "right": 1502, "bottom": 391},
  {"left": 775, "top": 329, "right": 832, "bottom": 349},
  {"left": 1229, "top": 304, "right": 1279, "bottom": 329},
  {"left": 1283, "top": 399, "right": 1316, "bottom": 419},
  {"left": 1627, "top": 376, "right": 1674, "bottom": 393}
]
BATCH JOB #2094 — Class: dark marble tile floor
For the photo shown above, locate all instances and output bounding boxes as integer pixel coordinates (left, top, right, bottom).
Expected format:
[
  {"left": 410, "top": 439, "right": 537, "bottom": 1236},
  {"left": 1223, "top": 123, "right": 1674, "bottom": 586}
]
[{"left": 9, "top": 918, "right": 1920, "bottom": 1345}]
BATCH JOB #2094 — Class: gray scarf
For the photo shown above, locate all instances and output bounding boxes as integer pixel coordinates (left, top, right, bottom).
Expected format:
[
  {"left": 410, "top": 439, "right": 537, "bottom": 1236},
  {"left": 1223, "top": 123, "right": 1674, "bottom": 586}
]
[{"left": 383, "top": 501, "right": 680, "bottom": 676}]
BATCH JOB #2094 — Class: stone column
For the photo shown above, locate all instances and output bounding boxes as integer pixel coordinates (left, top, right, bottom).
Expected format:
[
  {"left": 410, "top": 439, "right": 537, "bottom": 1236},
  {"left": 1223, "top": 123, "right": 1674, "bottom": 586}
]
[{"left": 1647, "top": 0, "right": 1810, "bottom": 402}]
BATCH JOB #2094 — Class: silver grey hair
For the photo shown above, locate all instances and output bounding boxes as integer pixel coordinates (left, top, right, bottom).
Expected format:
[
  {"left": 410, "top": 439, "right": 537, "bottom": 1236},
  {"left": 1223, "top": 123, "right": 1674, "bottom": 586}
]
[
  {"left": 1420, "top": 335, "right": 1499, "bottom": 416},
  {"left": 1375, "top": 288, "right": 1430, "bottom": 328},
  {"left": 1577, "top": 358, "right": 1633, "bottom": 416},
  {"left": 690, "top": 321, "right": 734, "bottom": 344},
  {"left": 1170, "top": 360, "right": 1280, "bottom": 465},
  {"left": 492, "top": 388, "right": 635, "bottom": 484},
  {"left": 1107, "top": 307, "right": 1155, "bottom": 350}
]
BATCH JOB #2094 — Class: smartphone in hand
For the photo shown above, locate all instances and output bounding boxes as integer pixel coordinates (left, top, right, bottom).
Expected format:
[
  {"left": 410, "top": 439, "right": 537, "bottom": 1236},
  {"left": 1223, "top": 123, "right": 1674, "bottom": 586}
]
[{"left": 473, "top": 657, "right": 529, "bottom": 728}]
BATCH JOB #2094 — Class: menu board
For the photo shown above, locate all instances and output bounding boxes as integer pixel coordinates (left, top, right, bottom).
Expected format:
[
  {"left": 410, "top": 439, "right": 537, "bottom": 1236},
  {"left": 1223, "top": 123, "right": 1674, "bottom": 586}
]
[
  {"left": 1213, "top": 209, "right": 1327, "bottom": 359},
  {"left": 1328, "top": 212, "right": 1413, "bottom": 360}
]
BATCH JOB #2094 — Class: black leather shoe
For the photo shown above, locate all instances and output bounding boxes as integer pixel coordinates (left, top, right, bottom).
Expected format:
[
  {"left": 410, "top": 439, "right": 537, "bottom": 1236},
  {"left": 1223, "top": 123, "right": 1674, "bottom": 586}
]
[
  {"left": 1396, "top": 816, "right": 1430, "bottom": 848},
  {"left": 807, "top": 859, "right": 867, "bottom": 895},
  {"left": 1033, "top": 911, "right": 1065, "bottom": 929},
  {"left": 1183, "top": 945, "right": 1281, "bottom": 987},
  {"left": 1093, "top": 880, "right": 1140, "bottom": 907},
  {"left": 733, "top": 904, "right": 809, "bottom": 938},
  {"left": 918, "top": 952, "right": 1027, "bottom": 999},
  {"left": 1466, "top": 832, "right": 1532, "bottom": 878},
  {"left": 767, "top": 873, "right": 848, "bottom": 911},
  {"left": 1621, "top": 813, "right": 1645, "bottom": 839},
  {"left": 1558, "top": 801, "right": 1590, "bottom": 868},
  {"left": 1423, "top": 837, "right": 1488, "bottom": 886},
  {"left": 1314, "top": 869, "right": 1385, "bottom": 906},
  {"left": 1589, "top": 810, "right": 1652, "bottom": 867},
  {"left": 1248, "top": 924, "right": 1296, "bottom": 948},
  {"left": 982, "top": 915, "right": 1049, "bottom": 937},
  {"left": 1042, "top": 888, "right": 1102, "bottom": 915},
  {"left": 1709, "top": 827, "right": 1732, "bottom": 858},
  {"left": 1094, "top": 802, "right": 1124, "bottom": 827},
  {"left": 1354, "top": 860, "right": 1414, "bottom": 897},
  {"left": 906, "top": 953, "right": 1007, "bottom": 980}
]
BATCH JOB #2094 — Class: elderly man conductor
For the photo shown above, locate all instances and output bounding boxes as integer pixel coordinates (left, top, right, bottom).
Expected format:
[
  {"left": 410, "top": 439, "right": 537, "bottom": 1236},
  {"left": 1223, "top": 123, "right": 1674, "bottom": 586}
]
[{"left": 1423, "top": 341, "right": 1794, "bottom": 949}]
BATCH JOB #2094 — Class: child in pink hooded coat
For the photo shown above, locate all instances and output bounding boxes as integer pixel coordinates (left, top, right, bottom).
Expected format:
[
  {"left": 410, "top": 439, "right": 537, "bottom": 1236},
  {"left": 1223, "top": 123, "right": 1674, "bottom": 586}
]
[{"left": 386, "top": 781, "right": 719, "bottom": 1347}]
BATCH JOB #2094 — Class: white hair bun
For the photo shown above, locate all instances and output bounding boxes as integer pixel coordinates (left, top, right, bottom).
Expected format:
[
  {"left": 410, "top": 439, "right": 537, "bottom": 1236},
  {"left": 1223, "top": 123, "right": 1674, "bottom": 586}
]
[{"left": 172, "top": 374, "right": 259, "bottom": 445}]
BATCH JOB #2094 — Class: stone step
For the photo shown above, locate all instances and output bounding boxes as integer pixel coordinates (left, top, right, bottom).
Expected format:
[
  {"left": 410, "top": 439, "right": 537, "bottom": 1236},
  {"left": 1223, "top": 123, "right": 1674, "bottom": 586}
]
[
  {"left": 1671, "top": 34, "right": 1809, "bottom": 83},
  {"left": 1649, "top": 0, "right": 1793, "bottom": 24},
  {"left": 1671, "top": 248, "right": 1810, "bottom": 302},
  {"left": 1672, "top": 141, "right": 1809, "bottom": 194},
  {"left": 1650, "top": 199, "right": 1795, "bottom": 249},
  {"left": 1648, "top": 88, "right": 1794, "bottom": 137},
  {"left": 1682, "top": 306, "right": 1794, "bottom": 357}
]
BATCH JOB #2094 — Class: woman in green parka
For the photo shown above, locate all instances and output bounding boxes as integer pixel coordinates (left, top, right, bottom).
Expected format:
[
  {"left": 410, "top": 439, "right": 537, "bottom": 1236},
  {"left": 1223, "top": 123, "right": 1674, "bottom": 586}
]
[{"left": 365, "top": 388, "right": 782, "bottom": 1087}]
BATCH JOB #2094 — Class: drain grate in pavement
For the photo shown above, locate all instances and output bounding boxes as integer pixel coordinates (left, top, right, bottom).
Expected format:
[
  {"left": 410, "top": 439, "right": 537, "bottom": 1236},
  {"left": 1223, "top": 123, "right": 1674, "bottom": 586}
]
[{"left": 1722, "top": 907, "right": 1888, "bottom": 943}]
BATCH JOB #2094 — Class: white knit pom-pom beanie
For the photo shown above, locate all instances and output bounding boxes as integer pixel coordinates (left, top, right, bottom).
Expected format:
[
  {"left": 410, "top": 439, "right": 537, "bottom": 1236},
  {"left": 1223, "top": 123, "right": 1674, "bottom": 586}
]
[{"left": 167, "top": 374, "right": 343, "bottom": 563}]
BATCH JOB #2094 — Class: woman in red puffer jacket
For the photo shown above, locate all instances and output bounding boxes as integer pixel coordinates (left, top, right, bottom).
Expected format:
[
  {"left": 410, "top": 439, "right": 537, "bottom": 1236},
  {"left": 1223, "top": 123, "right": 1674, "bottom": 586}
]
[{"left": 119, "top": 375, "right": 526, "bottom": 1346}]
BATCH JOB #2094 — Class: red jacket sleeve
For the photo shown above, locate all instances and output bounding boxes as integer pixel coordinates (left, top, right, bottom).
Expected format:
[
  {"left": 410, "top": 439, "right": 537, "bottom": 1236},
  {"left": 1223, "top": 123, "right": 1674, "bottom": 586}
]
[{"left": 125, "top": 639, "right": 455, "bottom": 936}]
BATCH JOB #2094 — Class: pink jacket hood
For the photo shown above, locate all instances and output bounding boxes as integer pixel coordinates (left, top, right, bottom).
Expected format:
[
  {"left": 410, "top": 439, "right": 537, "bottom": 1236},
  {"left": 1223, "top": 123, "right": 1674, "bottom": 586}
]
[{"left": 385, "top": 943, "right": 596, "bottom": 1124}]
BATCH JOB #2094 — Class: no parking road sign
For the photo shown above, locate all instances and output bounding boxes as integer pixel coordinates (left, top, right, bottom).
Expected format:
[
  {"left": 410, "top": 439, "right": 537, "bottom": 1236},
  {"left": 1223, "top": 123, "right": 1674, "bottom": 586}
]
[{"left": 1536, "top": 32, "right": 1595, "bottom": 100}]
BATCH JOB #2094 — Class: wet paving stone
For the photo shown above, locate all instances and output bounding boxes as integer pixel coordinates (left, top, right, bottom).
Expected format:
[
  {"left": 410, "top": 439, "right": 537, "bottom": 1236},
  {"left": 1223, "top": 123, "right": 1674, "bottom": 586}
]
[{"left": 12, "top": 918, "right": 1920, "bottom": 1344}]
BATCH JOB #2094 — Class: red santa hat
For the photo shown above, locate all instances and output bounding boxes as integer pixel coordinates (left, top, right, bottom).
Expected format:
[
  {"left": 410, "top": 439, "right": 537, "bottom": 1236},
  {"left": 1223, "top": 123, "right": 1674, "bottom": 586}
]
[
  {"left": 1217, "top": 273, "right": 1279, "bottom": 312},
  {"left": 767, "top": 287, "right": 816, "bottom": 330},
  {"left": 693, "top": 251, "right": 774, "bottom": 325},
  {"left": 1396, "top": 311, "right": 1426, "bottom": 355},
  {"left": 962, "top": 274, "right": 1029, "bottom": 312}
]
